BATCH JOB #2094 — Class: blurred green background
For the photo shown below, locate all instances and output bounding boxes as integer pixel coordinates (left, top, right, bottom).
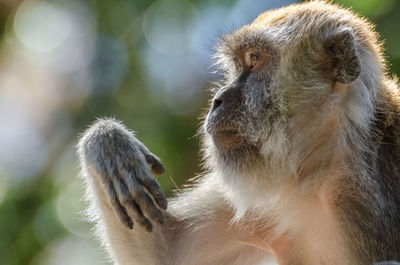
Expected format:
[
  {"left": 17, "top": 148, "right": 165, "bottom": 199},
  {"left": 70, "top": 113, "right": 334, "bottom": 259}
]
[{"left": 0, "top": 0, "right": 398, "bottom": 264}]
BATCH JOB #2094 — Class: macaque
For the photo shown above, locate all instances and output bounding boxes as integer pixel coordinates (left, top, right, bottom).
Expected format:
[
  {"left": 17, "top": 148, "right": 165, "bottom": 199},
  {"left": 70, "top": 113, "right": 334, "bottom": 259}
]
[{"left": 78, "top": 1, "right": 400, "bottom": 264}]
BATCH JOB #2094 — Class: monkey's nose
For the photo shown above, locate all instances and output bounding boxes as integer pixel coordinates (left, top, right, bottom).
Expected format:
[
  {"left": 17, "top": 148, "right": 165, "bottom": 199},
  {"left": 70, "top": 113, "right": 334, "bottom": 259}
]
[
  {"left": 211, "top": 87, "right": 230, "bottom": 113},
  {"left": 210, "top": 84, "right": 240, "bottom": 113},
  {"left": 211, "top": 98, "right": 223, "bottom": 112}
]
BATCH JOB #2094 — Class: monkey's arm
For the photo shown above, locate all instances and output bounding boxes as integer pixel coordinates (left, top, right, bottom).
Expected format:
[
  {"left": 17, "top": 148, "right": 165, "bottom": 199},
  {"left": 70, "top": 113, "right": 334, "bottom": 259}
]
[{"left": 78, "top": 119, "right": 269, "bottom": 265}]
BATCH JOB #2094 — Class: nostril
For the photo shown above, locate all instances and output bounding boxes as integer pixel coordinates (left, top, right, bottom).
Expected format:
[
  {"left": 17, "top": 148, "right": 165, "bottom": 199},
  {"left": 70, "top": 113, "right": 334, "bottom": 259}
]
[{"left": 212, "top": 99, "right": 223, "bottom": 112}]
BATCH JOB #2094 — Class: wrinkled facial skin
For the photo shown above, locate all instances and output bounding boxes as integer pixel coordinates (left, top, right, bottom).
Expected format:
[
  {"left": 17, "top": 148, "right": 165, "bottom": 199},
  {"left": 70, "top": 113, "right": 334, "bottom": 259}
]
[{"left": 205, "top": 46, "right": 280, "bottom": 157}]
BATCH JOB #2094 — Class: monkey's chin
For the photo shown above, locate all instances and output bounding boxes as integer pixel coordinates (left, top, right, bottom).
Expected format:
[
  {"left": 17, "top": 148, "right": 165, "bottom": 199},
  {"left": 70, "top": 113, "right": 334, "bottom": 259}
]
[{"left": 211, "top": 130, "right": 242, "bottom": 149}]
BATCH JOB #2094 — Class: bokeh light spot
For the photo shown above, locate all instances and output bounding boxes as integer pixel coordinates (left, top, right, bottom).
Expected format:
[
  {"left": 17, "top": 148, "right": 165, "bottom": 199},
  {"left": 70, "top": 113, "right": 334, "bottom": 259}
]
[
  {"left": 14, "top": 2, "right": 72, "bottom": 53},
  {"left": 30, "top": 235, "right": 110, "bottom": 265},
  {"left": 143, "top": 0, "right": 198, "bottom": 55},
  {"left": 0, "top": 93, "right": 48, "bottom": 184},
  {"left": 33, "top": 201, "right": 63, "bottom": 245},
  {"left": 90, "top": 36, "right": 129, "bottom": 94},
  {"left": 56, "top": 181, "right": 91, "bottom": 237}
]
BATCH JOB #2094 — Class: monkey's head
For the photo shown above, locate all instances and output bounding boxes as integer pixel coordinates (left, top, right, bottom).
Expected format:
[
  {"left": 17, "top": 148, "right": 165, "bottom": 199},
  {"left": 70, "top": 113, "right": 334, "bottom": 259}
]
[{"left": 203, "top": 1, "right": 384, "bottom": 179}]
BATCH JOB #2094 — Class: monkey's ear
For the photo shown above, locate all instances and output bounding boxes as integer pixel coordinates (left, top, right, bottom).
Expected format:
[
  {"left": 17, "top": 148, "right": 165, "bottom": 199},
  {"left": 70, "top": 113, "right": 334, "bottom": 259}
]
[{"left": 323, "top": 30, "right": 361, "bottom": 83}]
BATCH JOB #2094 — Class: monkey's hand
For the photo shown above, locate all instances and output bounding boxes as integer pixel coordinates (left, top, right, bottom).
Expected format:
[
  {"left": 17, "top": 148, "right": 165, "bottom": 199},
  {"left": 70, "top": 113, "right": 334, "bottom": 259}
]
[{"left": 79, "top": 118, "right": 168, "bottom": 232}]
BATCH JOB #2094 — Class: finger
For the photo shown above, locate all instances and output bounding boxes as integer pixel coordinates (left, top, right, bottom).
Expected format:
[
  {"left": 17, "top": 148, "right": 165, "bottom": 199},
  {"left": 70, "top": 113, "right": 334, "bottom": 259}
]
[
  {"left": 140, "top": 177, "right": 168, "bottom": 210},
  {"left": 133, "top": 188, "right": 165, "bottom": 225},
  {"left": 137, "top": 144, "right": 165, "bottom": 175},
  {"left": 124, "top": 170, "right": 165, "bottom": 224},
  {"left": 112, "top": 177, "right": 153, "bottom": 232},
  {"left": 105, "top": 179, "right": 133, "bottom": 229},
  {"left": 145, "top": 154, "right": 165, "bottom": 176},
  {"left": 126, "top": 199, "right": 153, "bottom": 232},
  {"left": 129, "top": 184, "right": 165, "bottom": 225}
]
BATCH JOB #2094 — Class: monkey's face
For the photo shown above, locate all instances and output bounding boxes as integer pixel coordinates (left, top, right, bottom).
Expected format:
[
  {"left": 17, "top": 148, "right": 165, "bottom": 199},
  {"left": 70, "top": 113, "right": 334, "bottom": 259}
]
[
  {"left": 204, "top": 14, "right": 365, "bottom": 172},
  {"left": 205, "top": 40, "right": 281, "bottom": 156}
]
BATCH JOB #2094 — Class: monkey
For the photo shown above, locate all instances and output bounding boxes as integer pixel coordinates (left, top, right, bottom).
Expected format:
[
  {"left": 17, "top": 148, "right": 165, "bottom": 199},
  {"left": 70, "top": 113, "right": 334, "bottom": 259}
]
[{"left": 78, "top": 1, "right": 400, "bottom": 264}]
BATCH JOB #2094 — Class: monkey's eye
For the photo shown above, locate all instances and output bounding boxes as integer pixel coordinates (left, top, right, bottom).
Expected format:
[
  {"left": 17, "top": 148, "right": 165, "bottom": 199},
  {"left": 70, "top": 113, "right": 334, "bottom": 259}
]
[
  {"left": 235, "top": 63, "right": 242, "bottom": 74},
  {"left": 249, "top": 54, "right": 259, "bottom": 68},
  {"left": 244, "top": 51, "right": 263, "bottom": 71}
]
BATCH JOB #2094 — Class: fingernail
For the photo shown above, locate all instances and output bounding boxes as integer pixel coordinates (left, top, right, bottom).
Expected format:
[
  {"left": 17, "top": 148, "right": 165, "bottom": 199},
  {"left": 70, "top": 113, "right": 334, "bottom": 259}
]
[
  {"left": 152, "top": 164, "right": 165, "bottom": 175},
  {"left": 145, "top": 222, "right": 153, "bottom": 232},
  {"left": 160, "top": 197, "right": 168, "bottom": 209},
  {"left": 126, "top": 219, "right": 133, "bottom": 230}
]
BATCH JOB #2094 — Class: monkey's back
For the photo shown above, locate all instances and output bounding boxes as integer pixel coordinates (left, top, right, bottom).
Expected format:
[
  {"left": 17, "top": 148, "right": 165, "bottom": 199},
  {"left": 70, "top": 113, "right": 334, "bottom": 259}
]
[{"left": 342, "top": 80, "right": 400, "bottom": 261}]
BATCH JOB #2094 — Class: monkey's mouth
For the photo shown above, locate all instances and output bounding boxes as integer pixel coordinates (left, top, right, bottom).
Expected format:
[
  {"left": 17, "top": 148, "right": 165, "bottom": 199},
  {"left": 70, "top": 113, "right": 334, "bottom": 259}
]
[
  {"left": 206, "top": 111, "right": 244, "bottom": 148},
  {"left": 210, "top": 129, "right": 242, "bottom": 149}
]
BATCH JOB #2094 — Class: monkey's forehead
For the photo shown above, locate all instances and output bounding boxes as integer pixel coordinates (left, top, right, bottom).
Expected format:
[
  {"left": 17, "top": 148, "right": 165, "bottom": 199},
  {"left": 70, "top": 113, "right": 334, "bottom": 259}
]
[{"left": 216, "top": 1, "right": 379, "bottom": 59}]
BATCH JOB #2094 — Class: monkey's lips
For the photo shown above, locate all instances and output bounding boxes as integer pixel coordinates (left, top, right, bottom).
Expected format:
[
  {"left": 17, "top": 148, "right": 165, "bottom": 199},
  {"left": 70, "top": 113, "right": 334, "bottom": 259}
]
[
  {"left": 209, "top": 129, "right": 242, "bottom": 149},
  {"left": 206, "top": 111, "right": 243, "bottom": 148}
]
